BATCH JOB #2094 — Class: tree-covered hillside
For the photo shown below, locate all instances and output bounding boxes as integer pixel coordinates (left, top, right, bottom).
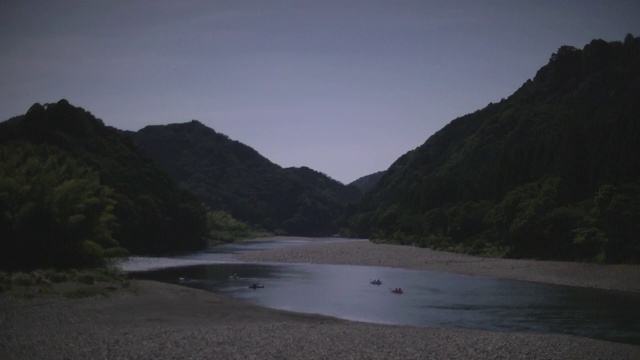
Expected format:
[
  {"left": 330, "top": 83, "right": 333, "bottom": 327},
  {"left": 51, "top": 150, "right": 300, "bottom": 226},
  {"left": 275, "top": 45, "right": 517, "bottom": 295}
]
[
  {"left": 347, "top": 35, "right": 640, "bottom": 263},
  {"left": 349, "top": 171, "right": 386, "bottom": 194},
  {"left": 125, "top": 121, "right": 361, "bottom": 236},
  {"left": 0, "top": 100, "right": 207, "bottom": 270}
]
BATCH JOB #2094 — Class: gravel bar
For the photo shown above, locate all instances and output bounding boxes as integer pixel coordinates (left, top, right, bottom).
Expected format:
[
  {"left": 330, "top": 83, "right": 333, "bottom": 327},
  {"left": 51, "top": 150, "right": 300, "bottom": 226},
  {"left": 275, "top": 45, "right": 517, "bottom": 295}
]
[
  {"left": 2, "top": 238, "right": 639, "bottom": 359},
  {"left": 235, "top": 239, "right": 640, "bottom": 292}
]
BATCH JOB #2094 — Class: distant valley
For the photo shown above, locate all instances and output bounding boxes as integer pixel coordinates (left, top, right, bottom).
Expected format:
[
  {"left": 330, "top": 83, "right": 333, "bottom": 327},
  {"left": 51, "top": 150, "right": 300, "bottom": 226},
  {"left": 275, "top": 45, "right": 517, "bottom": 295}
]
[
  {"left": 123, "top": 121, "right": 362, "bottom": 237},
  {"left": 1, "top": 35, "right": 639, "bottom": 271}
]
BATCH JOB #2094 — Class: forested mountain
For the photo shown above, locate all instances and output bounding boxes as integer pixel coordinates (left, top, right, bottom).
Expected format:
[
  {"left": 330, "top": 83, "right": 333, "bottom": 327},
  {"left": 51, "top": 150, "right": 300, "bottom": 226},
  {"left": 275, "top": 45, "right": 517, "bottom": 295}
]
[
  {"left": 125, "top": 121, "right": 361, "bottom": 236},
  {"left": 0, "top": 100, "right": 207, "bottom": 270},
  {"left": 347, "top": 35, "right": 640, "bottom": 263},
  {"left": 349, "top": 171, "right": 386, "bottom": 194}
]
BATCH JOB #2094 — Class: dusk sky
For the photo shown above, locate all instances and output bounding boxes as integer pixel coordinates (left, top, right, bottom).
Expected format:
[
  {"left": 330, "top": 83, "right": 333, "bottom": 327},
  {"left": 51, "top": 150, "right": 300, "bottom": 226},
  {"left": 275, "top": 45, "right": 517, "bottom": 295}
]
[{"left": 2, "top": 1, "right": 639, "bottom": 184}]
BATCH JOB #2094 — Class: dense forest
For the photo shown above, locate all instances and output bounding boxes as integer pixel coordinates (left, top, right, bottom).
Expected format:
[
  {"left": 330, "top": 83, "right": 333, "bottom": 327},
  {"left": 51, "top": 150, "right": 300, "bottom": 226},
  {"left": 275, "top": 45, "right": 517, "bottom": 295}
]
[
  {"left": 349, "top": 171, "right": 386, "bottom": 194},
  {"left": 125, "top": 121, "right": 361, "bottom": 236},
  {"left": 346, "top": 35, "right": 640, "bottom": 263},
  {"left": 0, "top": 100, "right": 362, "bottom": 271},
  {"left": 0, "top": 100, "right": 208, "bottom": 271},
  {"left": 3, "top": 35, "right": 639, "bottom": 270}
]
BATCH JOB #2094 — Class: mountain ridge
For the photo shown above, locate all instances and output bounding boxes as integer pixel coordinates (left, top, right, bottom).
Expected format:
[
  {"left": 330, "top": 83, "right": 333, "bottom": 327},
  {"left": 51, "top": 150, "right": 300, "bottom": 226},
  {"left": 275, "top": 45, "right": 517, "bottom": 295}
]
[
  {"left": 0, "top": 100, "right": 208, "bottom": 270},
  {"left": 124, "top": 120, "right": 362, "bottom": 236},
  {"left": 4, "top": 35, "right": 639, "bottom": 268},
  {"left": 346, "top": 35, "right": 640, "bottom": 263}
]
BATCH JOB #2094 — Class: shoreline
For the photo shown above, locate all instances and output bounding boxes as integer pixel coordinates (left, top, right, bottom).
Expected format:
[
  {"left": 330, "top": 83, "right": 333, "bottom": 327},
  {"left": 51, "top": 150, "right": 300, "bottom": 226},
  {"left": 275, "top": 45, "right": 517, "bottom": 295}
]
[
  {"left": 234, "top": 238, "right": 640, "bottom": 293},
  {"left": 3, "top": 238, "right": 640, "bottom": 359},
  {"left": 3, "top": 279, "right": 639, "bottom": 359}
]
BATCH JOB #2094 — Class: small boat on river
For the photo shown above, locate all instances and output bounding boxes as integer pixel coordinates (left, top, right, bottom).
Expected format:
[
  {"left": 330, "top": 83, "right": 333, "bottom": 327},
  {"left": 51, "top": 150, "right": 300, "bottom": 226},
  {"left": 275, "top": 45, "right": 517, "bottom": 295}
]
[
  {"left": 390, "top": 288, "right": 403, "bottom": 294},
  {"left": 370, "top": 279, "right": 382, "bottom": 285},
  {"left": 249, "top": 283, "right": 264, "bottom": 290}
]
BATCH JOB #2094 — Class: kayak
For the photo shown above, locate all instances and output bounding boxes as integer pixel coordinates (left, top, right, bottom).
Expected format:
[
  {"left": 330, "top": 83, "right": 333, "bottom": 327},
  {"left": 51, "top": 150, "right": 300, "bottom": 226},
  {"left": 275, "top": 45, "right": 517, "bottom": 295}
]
[
  {"left": 249, "top": 284, "right": 264, "bottom": 289},
  {"left": 370, "top": 280, "right": 382, "bottom": 285},
  {"left": 390, "top": 288, "right": 403, "bottom": 294}
]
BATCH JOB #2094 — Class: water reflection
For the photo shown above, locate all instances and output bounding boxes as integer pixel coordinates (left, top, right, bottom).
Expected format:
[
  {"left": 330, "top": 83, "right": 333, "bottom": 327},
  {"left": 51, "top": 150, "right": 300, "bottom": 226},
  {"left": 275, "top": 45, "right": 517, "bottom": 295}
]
[{"left": 134, "top": 262, "right": 640, "bottom": 345}]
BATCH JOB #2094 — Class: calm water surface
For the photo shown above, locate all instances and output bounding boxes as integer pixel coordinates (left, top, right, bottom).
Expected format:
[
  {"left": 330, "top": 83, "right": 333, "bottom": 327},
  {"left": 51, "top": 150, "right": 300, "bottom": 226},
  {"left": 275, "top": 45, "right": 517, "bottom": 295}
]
[{"left": 132, "top": 240, "right": 640, "bottom": 345}]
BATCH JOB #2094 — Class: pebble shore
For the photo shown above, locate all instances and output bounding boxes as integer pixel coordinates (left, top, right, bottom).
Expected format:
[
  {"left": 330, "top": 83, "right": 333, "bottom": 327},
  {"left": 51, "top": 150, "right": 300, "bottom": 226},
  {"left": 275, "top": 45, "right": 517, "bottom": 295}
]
[
  {"left": 235, "top": 238, "right": 640, "bottom": 292},
  {"left": 2, "top": 238, "right": 639, "bottom": 359}
]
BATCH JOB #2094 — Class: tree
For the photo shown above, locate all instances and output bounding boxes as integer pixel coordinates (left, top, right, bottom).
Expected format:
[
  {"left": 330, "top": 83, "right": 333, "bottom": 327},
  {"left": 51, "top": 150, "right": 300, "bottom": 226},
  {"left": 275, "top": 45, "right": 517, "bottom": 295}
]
[{"left": 0, "top": 143, "right": 127, "bottom": 270}]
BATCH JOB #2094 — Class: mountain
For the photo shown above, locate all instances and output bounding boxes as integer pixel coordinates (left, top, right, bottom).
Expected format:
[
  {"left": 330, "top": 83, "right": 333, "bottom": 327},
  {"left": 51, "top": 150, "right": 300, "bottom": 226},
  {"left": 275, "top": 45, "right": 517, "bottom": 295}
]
[
  {"left": 348, "top": 171, "right": 386, "bottom": 194},
  {"left": 125, "top": 121, "right": 361, "bottom": 236},
  {"left": 0, "top": 100, "right": 207, "bottom": 270},
  {"left": 285, "top": 165, "right": 362, "bottom": 202},
  {"left": 347, "top": 35, "right": 640, "bottom": 263}
]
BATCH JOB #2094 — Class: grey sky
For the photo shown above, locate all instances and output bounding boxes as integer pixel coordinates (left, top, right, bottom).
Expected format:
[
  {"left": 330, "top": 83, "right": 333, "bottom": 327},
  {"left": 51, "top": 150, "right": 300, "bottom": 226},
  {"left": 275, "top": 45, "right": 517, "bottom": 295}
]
[{"left": 2, "top": 1, "right": 639, "bottom": 183}]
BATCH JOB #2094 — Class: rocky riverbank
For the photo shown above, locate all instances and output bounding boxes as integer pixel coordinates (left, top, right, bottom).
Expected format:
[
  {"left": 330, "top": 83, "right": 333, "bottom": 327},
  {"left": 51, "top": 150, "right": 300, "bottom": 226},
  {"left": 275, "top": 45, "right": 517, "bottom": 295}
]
[
  {"left": 235, "top": 238, "right": 640, "bottom": 292},
  {"left": 2, "top": 238, "right": 639, "bottom": 359}
]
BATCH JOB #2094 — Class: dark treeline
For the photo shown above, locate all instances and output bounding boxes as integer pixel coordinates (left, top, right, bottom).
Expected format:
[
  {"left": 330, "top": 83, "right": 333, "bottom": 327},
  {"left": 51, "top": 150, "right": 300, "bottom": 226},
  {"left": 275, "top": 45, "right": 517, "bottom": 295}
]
[
  {"left": 346, "top": 35, "right": 640, "bottom": 263},
  {"left": 349, "top": 171, "right": 387, "bottom": 194},
  {"left": 0, "top": 101, "right": 363, "bottom": 271},
  {"left": 0, "top": 100, "right": 207, "bottom": 271},
  {"left": 125, "top": 121, "right": 362, "bottom": 237},
  {"left": 3, "top": 35, "right": 639, "bottom": 271}
]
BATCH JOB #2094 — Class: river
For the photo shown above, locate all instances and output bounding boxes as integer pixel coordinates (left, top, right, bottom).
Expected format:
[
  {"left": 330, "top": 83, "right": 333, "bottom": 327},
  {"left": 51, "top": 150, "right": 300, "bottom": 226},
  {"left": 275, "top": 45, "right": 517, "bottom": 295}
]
[{"left": 129, "top": 239, "right": 640, "bottom": 345}]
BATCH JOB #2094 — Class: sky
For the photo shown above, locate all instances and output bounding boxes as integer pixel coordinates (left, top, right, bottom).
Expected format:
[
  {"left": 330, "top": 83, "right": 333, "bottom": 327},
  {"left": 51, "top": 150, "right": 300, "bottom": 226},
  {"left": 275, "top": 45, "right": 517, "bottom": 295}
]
[{"left": 1, "top": 1, "right": 639, "bottom": 184}]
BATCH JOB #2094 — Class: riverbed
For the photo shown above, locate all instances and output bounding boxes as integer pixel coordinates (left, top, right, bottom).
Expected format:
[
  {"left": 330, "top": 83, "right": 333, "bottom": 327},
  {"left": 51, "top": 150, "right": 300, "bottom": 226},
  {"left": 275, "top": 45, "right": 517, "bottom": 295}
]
[{"left": 127, "top": 238, "right": 640, "bottom": 345}]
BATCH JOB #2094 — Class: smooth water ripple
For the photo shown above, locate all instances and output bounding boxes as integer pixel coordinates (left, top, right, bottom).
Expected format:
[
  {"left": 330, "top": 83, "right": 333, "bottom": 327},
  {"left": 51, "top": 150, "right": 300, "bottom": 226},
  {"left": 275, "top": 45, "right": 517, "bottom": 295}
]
[{"left": 131, "top": 240, "right": 640, "bottom": 345}]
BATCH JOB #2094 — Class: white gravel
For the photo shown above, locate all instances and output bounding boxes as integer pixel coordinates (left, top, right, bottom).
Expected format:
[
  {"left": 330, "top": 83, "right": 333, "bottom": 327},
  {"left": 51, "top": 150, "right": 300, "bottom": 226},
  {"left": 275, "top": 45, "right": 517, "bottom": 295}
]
[
  {"left": 118, "top": 256, "right": 228, "bottom": 272},
  {"left": 3, "top": 238, "right": 639, "bottom": 359},
  {"left": 235, "top": 239, "right": 640, "bottom": 292},
  {"left": 2, "top": 280, "right": 639, "bottom": 360}
]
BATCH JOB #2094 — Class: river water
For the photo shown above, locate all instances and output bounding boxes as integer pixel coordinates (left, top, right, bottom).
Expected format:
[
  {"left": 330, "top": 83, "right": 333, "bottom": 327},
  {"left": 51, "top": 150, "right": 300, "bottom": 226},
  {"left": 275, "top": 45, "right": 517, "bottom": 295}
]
[{"left": 130, "top": 239, "right": 640, "bottom": 345}]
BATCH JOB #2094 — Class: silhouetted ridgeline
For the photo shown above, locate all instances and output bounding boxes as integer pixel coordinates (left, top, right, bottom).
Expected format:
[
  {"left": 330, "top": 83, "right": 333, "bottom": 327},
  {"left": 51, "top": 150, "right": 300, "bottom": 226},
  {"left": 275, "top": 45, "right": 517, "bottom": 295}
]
[
  {"left": 0, "top": 101, "right": 364, "bottom": 271},
  {"left": 125, "top": 121, "right": 361, "bottom": 236},
  {"left": 348, "top": 171, "right": 386, "bottom": 194},
  {"left": 4, "top": 35, "right": 638, "bottom": 270},
  {"left": 346, "top": 35, "right": 640, "bottom": 263},
  {"left": 0, "top": 100, "right": 207, "bottom": 270}
]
